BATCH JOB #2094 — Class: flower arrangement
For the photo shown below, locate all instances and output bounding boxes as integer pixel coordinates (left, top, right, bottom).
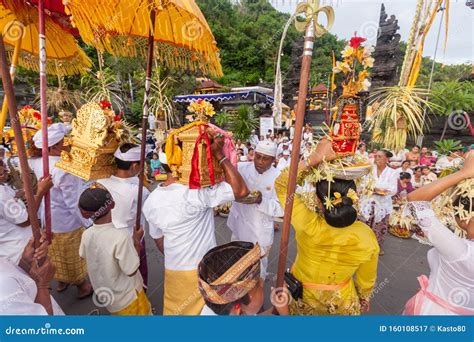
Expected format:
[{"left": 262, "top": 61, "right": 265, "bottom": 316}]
[
  {"left": 18, "top": 105, "right": 43, "bottom": 128},
  {"left": 186, "top": 99, "right": 216, "bottom": 122},
  {"left": 99, "top": 99, "right": 112, "bottom": 110},
  {"left": 333, "top": 33, "right": 374, "bottom": 96}
]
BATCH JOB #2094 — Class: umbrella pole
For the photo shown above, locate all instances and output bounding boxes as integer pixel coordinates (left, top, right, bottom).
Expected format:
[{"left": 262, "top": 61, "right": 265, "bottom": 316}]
[
  {"left": 135, "top": 9, "right": 156, "bottom": 229},
  {"left": 38, "top": 0, "right": 52, "bottom": 242},
  {"left": 0, "top": 36, "right": 42, "bottom": 247},
  {"left": 276, "top": 21, "right": 315, "bottom": 288},
  {"left": 0, "top": 33, "right": 22, "bottom": 139}
]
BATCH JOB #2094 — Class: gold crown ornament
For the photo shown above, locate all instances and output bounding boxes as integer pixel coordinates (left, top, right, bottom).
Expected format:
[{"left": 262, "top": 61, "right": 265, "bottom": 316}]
[{"left": 55, "top": 100, "right": 131, "bottom": 180}]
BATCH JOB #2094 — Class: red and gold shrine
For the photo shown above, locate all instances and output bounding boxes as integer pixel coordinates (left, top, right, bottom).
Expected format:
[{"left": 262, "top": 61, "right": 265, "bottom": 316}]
[{"left": 330, "top": 96, "right": 361, "bottom": 157}]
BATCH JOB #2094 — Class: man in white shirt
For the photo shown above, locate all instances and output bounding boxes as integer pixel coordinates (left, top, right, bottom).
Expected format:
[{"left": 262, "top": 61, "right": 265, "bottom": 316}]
[
  {"left": 148, "top": 112, "right": 156, "bottom": 131},
  {"left": 276, "top": 138, "right": 291, "bottom": 157},
  {"left": 0, "top": 240, "right": 61, "bottom": 316},
  {"left": 32, "top": 124, "right": 92, "bottom": 298},
  {"left": 97, "top": 143, "right": 150, "bottom": 286},
  {"left": 0, "top": 160, "right": 52, "bottom": 265},
  {"left": 249, "top": 130, "right": 259, "bottom": 147},
  {"left": 228, "top": 141, "right": 284, "bottom": 279},
  {"left": 277, "top": 150, "right": 291, "bottom": 171},
  {"left": 142, "top": 134, "right": 249, "bottom": 315}
]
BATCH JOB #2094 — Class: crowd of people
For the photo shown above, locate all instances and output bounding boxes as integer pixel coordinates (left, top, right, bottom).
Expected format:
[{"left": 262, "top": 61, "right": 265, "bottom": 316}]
[{"left": 0, "top": 122, "right": 473, "bottom": 317}]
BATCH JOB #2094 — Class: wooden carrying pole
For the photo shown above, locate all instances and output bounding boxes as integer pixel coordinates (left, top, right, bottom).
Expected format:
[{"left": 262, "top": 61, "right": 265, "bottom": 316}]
[
  {"left": 0, "top": 29, "right": 23, "bottom": 138},
  {"left": 0, "top": 36, "right": 42, "bottom": 246},
  {"left": 276, "top": 21, "right": 316, "bottom": 288},
  {"left": 38, "top": 0, "right": 52, "bottom": 242},
  {"left": 135, "top": 8, "right": 156, "bottom": 229}
]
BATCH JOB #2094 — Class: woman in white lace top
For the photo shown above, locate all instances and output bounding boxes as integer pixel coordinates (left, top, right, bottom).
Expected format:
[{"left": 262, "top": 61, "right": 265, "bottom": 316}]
[{"left": 403, "top": 152, "right": 474, "bottom": 315}]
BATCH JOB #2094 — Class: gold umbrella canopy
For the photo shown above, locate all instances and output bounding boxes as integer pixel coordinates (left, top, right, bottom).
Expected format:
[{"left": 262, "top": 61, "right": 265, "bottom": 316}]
[
  {"left": 64, "top": 0, "right": 223, "bottom": 77},
  {"left": 0, "top": 1, "right": 92, "bottom": 76}
]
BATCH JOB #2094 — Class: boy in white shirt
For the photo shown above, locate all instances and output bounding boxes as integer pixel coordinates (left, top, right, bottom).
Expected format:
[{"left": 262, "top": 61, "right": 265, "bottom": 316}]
[{"left": 79, "top": 184, "right": 151, "bottom": 315}]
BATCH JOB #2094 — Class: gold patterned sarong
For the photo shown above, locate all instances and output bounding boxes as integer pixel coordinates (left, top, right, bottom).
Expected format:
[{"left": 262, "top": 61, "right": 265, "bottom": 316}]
[
  {"left": 164, "top": 269, "right": 204, "bottom": 315},
  {"left": 49, "top": 227, "right": 87, "bottom": 284},
  {"left": 112, "top": 289, "right": 151, "bottom": 316}
]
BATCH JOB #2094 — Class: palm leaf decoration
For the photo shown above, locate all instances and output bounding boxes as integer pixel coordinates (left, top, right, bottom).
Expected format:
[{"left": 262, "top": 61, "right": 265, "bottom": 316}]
[
  {"left": 80, "top": 52, "right": 124, "bottom": 110},
  {"left": 34, "top": 75, "right": 83, "bottom": 114},
  {"left": 368, "top": 86, "right": 437, "bottom": 152},
  {"left": 147, "top": 65, "right": 179, "bottom": 130}
]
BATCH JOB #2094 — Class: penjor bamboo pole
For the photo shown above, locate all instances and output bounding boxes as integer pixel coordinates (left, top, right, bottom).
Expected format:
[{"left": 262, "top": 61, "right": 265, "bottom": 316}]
[
  {"left": 135, "top": 8, "right": 156, "bottom": 229},
  {"left": 276, "top": 20, "right": 315, "bottom": 288},
  {"left": 38, "top": 0, "right": 52, "bottom": 242},
  {"left": 0, "top": 36, "right": 42, "bottom": 247},
  {"left": 0, "top": 31, "right": 22, "bottom": 139}
]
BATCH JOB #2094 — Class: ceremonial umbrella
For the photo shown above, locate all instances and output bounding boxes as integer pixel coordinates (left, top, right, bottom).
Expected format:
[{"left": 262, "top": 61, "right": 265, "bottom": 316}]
[
  {"left": 64, "top": 0, "right": 223, "bottom": 229},
  {"left": 0, "top": 0, "right": 91, "bottom": 241},
  {"left": 0, "top": 0, "right": 91, "bottom": 133}
]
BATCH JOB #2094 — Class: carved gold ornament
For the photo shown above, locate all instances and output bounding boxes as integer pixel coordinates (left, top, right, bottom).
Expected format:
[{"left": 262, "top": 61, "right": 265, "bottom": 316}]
[{"left": 294, "top": 0, "right": 335, "bottom": 37}]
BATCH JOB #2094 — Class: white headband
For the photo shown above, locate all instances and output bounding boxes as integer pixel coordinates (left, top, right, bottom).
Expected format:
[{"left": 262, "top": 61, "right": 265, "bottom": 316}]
[
  {"left": 33, "top": 123, "right": 67, "bottom": 148},
  {"left": 255, "top": 141, "right": 277, "bottom": 158},
  {"left": 114, "top": 146, "right": 141, "bottom": 162}
]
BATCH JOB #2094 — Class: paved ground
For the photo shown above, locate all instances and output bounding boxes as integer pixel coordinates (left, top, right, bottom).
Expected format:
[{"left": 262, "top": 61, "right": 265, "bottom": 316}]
[{"left": 52, "top": 216, "right": 430, "bottom": 315}]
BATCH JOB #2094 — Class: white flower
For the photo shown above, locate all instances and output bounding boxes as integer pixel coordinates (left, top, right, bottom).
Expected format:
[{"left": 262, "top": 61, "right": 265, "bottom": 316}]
[
  {"left": 361, "top": 78, "right": 371, "bottom": 91},
  {"left": 362, "top": 56, "right": 375, "bottom": 68},
  {"left": 341, "top": 46, "right": 354, "bottom": 58},
  {"left": 334, "top": 61, "right": 351, "bottom": 74},
  {"left": 362, "top": 45, "right": 374, "bottom": 58}
]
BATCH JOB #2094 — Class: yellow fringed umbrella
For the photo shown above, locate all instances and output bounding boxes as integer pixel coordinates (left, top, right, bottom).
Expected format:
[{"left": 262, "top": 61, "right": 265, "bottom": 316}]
[
  {"left": 64, "top": 0, "right": 222, "bottom": 77},
  {"left": 0, "top": 1, "right": 91, "bottom": 76},
  {"left": 0, "top": 0, "right": 92, "bottom": 241},
  {"left": 0, "top": 1, "right": 92, "bottom": 136},
  {"left": 63, "top": 0, "right": 223, "bottom": 231}
]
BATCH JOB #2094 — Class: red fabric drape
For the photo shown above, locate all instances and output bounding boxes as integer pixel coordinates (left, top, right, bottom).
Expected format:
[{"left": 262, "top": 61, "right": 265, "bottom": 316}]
[{"left": 189, "top": 125, "right": 215, "bottom": 189}]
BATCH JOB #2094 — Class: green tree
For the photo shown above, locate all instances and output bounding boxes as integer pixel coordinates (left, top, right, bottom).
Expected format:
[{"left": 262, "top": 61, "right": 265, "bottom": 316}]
[{"left": 430, "top": 81, "right": 474, "bottom": 116}]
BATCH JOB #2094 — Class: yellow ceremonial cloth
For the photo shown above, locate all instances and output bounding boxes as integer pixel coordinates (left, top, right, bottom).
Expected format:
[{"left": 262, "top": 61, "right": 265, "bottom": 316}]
[
  {"left": 275, "top": 168, "right": 380, "bottom": 315},
  {"left": 112, "top": 289, "right": 151, "bottom": 316},
  {"left": 49, "top": 227, "right": 87, "bottom": 284},
  {"left": 163, "top": 269, "right": 204, "bottom": 315}
]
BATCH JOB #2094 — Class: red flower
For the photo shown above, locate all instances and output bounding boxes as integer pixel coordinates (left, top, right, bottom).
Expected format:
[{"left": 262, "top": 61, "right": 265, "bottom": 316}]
[
  {"left": 197, "top": 99, "right": 203, "bottom": 105},
  {"left": 349, "top": 33, "right": 366, "bottom": 49},
  {"left": 47, "top": 117, "right": 53, "bottom": 125},
  {"left": 113, "top": 115, "right": 121, "bottom": 122},
  {"left": 99, "top": 100, "right": 112, "bottom": 109},
  {"left": 33, "top": 111, "right": 41, "bottom": 120}
]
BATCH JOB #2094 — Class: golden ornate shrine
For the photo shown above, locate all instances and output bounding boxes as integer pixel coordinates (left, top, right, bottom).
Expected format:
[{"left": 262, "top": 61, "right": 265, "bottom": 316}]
[
  {"left": 171, "top": 123, "right": 224, "bottom": 187},
  {"left": 56, "top": 102, "right": 120, "bottom": 180}
]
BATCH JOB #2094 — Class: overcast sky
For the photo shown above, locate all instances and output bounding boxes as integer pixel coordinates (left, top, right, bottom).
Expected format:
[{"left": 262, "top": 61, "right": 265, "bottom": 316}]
[{"left": 271, "top": 0, "right": 473, "bottom": 65}]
